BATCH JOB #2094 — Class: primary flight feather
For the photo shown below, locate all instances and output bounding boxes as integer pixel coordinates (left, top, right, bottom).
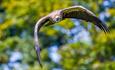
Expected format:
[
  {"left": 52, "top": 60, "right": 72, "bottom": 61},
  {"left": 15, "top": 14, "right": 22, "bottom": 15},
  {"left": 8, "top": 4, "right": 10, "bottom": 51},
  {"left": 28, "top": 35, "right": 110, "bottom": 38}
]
[{"left": 34, "top": 6, "right": 109, "bottom": 67}]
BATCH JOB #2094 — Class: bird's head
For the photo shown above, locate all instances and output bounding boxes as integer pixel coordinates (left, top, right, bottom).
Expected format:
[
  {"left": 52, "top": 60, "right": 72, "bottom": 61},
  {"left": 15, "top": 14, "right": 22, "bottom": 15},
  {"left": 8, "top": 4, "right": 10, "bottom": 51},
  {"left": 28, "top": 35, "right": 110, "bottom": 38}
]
[
  {"left": 49, "top": 10, "right": 62, "bottom": 23},
  {"left": 53, "top": 15, "right": 62, "bottom": 22}
]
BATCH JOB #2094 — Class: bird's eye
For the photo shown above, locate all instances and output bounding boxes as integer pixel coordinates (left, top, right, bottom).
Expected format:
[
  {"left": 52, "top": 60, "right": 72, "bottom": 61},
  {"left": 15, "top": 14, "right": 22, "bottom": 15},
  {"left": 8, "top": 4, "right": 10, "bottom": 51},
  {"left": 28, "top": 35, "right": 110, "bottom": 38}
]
[{"left": 54, "top": 16, "right": 61, "bottom": 22}]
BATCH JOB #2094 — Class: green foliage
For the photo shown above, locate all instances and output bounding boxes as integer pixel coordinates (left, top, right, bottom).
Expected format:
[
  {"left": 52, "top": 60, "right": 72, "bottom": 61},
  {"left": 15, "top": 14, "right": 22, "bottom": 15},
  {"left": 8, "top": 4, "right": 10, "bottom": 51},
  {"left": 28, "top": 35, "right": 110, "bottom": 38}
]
[{"left": 0, "top": 0, "right": 115, "bottom": 70}]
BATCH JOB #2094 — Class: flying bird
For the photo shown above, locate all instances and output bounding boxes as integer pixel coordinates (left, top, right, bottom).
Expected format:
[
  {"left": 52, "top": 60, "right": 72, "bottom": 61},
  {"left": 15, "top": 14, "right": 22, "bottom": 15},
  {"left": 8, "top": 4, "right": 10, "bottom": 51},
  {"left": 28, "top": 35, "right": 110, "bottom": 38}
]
[{"left": 34, "top": 6, "right": 109, "bottom": 67}]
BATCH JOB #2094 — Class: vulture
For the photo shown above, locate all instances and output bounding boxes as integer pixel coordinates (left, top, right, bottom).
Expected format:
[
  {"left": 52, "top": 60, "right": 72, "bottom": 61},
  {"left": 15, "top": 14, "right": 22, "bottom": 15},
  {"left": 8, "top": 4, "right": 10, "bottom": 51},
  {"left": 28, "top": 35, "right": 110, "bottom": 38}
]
[{"left": 34, "top": 6, "right": 109, "bottom": 67}]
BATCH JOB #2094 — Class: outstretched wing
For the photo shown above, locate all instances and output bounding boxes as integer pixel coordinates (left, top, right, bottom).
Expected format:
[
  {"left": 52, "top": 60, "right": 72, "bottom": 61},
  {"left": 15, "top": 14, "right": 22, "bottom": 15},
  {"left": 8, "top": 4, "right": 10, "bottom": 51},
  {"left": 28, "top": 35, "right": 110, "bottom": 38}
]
[
  {"left": 34, "top": 16, "right": 50, "bottom": 67},
  {"left": 61, "top": 6, "right": 109, "bottom": 33}
]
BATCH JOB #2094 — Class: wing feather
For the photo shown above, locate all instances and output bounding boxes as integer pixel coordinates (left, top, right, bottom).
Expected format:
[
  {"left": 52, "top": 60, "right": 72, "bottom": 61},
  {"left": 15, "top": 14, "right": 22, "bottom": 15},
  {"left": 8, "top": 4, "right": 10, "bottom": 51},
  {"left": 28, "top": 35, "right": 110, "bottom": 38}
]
[
  {"left": 34, "top": 16, "right": 50, "bottom": 67},
  {"left": 61, "top": 6, "right": 109, "bottom": 33}
]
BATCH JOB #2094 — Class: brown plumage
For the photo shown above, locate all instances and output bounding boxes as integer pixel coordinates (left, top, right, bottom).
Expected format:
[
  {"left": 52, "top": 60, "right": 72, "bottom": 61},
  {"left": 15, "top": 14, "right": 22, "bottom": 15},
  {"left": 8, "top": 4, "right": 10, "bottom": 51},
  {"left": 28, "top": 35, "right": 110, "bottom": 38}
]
[{"left": 34, "top": 6, "right": 109, "bottom": 67}]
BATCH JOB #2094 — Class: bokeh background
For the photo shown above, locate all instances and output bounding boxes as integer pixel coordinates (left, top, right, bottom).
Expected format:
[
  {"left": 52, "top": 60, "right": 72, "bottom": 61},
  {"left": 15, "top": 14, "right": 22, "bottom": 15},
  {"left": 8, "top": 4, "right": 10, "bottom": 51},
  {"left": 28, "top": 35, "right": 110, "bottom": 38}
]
[{"left": 0, "top": 0, "right": 115, "bottom": 70}]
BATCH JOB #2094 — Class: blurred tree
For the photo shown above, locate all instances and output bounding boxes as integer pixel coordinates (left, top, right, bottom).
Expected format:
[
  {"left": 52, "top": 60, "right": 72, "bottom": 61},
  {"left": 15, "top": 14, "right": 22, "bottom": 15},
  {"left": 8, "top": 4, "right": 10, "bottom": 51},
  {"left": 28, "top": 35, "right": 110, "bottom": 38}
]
[
  {"left": 0, "top": 0, "right": 115, "bottom": 70},
  {"left": 58, "top": 0, "right": 115, "bottom": 70},
  {"left": 0, "top": 0, "right": 72, "bottom": 70}
]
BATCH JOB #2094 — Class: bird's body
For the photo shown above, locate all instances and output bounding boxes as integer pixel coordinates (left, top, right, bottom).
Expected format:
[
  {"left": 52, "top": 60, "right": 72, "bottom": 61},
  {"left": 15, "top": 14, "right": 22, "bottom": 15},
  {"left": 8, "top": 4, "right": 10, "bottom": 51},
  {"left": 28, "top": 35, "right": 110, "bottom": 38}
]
[{"left": 34, "top": 6, "right": 109, "bottom": 67}]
